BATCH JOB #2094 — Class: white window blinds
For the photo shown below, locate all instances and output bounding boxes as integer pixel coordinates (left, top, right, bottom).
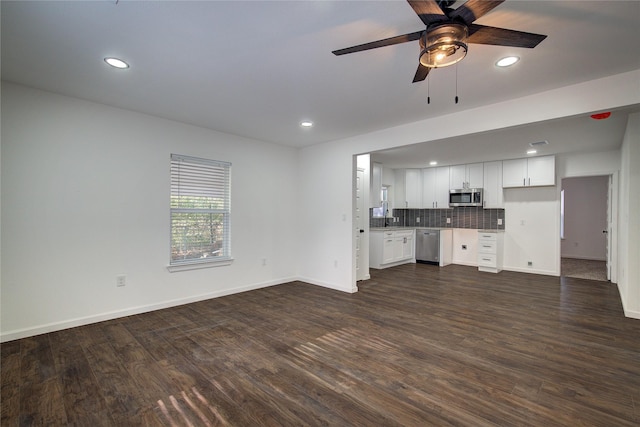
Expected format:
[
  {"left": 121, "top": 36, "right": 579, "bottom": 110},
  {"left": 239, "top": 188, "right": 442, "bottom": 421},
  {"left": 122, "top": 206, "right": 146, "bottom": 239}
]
[{"left": 170, "top": 154, "right": 231, "bottom": 266}]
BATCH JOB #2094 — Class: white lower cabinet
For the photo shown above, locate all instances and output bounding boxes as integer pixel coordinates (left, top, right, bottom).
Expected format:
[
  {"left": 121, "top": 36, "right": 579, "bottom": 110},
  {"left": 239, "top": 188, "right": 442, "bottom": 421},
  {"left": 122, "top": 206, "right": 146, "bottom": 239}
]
[
  {"left": 477, "top": 231, "right": 504, "bottom": 273},
  {"left": 370, "top": 229, "right": 415, "bottom": 269}
]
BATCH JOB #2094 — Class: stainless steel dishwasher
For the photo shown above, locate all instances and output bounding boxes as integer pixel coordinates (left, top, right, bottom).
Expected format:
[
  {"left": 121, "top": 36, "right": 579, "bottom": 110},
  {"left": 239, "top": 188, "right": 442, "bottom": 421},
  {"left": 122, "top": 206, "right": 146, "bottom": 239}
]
[{"left": 416, "top": 229, "right": 440, "bottom": 264}]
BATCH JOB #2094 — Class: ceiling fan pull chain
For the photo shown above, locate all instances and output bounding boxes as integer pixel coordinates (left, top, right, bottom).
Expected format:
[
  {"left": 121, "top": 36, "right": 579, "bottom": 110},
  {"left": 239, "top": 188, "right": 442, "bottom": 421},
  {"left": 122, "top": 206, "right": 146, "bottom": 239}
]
[
  {"left": 455, "top": 63, "right": 459, "bottom": 104},
  {"left": 427, "top": 74, "right": 431, "bottom": 104}
]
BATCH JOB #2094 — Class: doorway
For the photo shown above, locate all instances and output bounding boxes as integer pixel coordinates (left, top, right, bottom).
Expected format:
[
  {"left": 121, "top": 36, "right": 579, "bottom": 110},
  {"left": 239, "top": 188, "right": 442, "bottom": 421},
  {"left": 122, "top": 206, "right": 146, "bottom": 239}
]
[{"left": 560, "top": 175, "right": 610, "bottom": 281}]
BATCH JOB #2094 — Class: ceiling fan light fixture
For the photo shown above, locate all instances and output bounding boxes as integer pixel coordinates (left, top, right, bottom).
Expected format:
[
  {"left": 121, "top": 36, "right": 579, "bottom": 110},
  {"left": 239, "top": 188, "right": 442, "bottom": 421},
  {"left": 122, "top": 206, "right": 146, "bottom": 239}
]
[
  {"left": 496, "top": 56, "right": 520, "bottom": 67},
  {"left": 419, "top": 23, "right": 468, "bottom": 68}
]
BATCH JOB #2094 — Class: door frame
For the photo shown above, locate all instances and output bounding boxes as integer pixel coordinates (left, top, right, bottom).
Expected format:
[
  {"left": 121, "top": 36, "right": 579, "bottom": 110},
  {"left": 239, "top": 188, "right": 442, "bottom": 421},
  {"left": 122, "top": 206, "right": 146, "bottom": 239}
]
[{"left": 559, "top": 172, "right": 618, "bottom": 283}]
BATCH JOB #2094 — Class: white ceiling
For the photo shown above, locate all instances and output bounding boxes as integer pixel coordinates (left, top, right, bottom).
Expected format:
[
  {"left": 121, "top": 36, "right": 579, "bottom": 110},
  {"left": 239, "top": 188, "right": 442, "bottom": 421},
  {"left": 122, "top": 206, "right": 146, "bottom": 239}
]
[{"left": 2, "top": 0, "right": 640, "bottom": 158}]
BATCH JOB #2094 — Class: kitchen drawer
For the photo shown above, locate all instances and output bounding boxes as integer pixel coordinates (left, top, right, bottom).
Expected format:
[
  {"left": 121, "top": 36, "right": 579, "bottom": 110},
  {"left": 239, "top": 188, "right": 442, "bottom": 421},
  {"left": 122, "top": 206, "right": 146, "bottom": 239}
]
[
  {"left": 478, "top": 232, "right": 497, "bottom": 241},
  {"left": 395, "top": 230, "right": 414, "bottom": 238},
  {"left": 478, "top": 240, "right": 497, "bottom": 254},
  {"left": 478, "top": 253, "right": 497, "bottom": 267}
]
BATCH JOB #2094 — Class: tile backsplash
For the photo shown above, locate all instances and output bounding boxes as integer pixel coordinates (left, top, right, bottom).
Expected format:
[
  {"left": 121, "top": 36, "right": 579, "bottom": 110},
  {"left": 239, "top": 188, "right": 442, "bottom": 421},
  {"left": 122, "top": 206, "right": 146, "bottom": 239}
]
[{"left": 370, "top": 207, "right": 505, "bottom": 230}]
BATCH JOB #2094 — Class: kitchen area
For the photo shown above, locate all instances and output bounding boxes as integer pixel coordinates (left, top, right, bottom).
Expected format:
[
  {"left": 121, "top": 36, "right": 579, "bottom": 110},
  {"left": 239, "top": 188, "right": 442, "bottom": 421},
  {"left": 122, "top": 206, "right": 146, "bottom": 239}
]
[{"left": 368, "top": 156, "right": 555, "bottom": 274}]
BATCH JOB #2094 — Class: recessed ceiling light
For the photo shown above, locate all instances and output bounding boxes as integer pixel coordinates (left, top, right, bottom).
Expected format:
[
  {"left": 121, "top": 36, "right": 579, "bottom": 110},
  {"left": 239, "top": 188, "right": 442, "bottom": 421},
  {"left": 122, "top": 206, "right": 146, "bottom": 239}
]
[
  {"left": 429, "top": 161, "right": 438, "bottom": 166},
  {"left": 300, "top": 120, "right": 313, "bottom": 128},
  {"left": 496, "top": 56, "right": 519, "bottom": 67},
  {"left": 104, "top": 57, "right": 129, "bottom": 69},
  {"left": 527, "top": 149, "right": 537, "bottom": 155}
]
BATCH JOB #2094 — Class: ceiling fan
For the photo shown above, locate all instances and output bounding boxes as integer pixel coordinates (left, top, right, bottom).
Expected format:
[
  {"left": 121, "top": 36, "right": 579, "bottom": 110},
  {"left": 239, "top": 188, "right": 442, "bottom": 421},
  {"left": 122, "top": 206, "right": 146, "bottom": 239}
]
[{"left": 332, "top": 0, "right": 547, "bottom": 83}]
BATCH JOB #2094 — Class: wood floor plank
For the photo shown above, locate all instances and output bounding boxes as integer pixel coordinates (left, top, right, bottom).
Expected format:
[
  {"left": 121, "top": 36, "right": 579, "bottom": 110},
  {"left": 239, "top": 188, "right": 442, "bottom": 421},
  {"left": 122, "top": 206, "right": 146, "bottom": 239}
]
[
  {"left": 2, "top": 263, "right": 640, "bottom": 425},
  {"left": 19, "top": 376, "right": 68, "bottom": 426},
  {"left": 1, "top": 342, "right": 21, "bottom": 426},
  {"left": 52, "top": 343, "right": 114, "bottom": 426}
]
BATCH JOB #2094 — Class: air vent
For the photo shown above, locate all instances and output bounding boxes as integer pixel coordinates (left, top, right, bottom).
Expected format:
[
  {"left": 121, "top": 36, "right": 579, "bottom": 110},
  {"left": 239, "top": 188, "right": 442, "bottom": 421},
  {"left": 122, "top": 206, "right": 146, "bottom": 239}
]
[{"left": 529, "top": 140, "right": 549, "bottom": 147}]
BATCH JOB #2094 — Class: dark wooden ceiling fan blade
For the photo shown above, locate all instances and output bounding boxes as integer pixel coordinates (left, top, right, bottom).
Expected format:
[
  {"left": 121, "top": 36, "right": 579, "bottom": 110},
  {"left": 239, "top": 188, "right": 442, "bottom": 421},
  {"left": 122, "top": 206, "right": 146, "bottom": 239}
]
[
  {"left": 407, "top": 0, "right": 446, "bottom": 26},
  {"left": 332, "top": 30, "right": 423, "bottom": 56},
  {"left": 449, "top": 0, "right": 505, "bottom": 24},
  {"left": 467, "top": 24, "right": 547, "bottom": 48},
  {"left": 412, "top": 63, "right": 431, "bottom": 83}
]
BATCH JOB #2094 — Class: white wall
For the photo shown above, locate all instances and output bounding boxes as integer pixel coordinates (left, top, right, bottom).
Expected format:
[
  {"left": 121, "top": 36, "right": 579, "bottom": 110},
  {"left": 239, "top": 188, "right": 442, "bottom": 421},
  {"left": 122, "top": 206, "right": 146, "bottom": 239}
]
[
  {"left": 503, "top": 187, "right": 559, "bottom": 275},
  {"left": 618, "top": 112, "right": 640, "bottom": 319},
  {"left": 297, "top": 141, "right": 356, "bottom": 292},
  {"left": 1, "top": 82, "right": 300, "bottom": 340},
  {"left": 561, "top": 176, "right": 608, "bottom": 260},
  {"left": 451, "top": 229, "right": 478, "bottom": 266}
]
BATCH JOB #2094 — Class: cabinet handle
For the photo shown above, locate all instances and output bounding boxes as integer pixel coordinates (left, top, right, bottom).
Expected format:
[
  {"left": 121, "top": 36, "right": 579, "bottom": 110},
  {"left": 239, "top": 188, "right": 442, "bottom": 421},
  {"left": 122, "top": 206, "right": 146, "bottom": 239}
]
[
  {"left": 404, "top": 237, "right": 407, "bottom": 243},
  {"left": 482, "top": 258, "right": 492, "bottom": 261},
  {"left": 523, "top": 178, "right": 526, "bottom": 186},
  {"left": 528, "top": 177, "right": 531, "bottom": 186},
  {"left": 483, "top": 245, "right": 492, "bottom": 248}
]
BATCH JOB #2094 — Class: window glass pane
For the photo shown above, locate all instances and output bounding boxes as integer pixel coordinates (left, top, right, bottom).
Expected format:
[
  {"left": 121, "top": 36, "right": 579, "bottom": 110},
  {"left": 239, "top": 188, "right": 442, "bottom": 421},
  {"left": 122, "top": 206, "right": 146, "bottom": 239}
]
[{"left": 171, "top": 212, "right": 228, "bottom": 262}]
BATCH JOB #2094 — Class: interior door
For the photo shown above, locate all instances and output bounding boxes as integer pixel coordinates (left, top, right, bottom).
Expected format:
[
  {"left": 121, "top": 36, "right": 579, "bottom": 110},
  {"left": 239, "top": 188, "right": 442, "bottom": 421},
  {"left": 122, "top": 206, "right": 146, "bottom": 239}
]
[{"left": 356, "top": 168, "right": 366, "bottom": 281}]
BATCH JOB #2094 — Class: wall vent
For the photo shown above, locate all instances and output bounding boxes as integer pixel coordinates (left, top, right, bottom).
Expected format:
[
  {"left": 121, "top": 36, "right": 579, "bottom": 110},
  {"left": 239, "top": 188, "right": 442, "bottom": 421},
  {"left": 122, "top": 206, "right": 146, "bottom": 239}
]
[{"left": 529, "top": 140, "right": 549, "bottom": 147}]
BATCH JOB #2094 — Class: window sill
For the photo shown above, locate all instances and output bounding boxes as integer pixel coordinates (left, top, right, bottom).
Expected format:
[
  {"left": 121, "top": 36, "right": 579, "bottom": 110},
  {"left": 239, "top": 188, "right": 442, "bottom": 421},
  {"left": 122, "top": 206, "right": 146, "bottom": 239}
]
[{"left": 167, "top": 258, "right": 234, "bottom": 273}]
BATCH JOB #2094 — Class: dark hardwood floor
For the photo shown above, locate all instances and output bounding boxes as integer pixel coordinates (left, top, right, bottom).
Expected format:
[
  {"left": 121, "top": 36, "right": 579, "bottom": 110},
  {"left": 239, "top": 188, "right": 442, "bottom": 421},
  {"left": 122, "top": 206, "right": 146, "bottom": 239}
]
[{"left": 2, "top": 264, "right": 639, "bottom": 426}]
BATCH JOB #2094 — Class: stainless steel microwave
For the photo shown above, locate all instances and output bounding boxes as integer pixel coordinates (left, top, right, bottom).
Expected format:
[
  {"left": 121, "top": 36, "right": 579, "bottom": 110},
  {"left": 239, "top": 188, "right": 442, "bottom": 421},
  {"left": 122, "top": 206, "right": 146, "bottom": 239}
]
[{"left": 449, "top": 188, "right": 483, "bottom": 207}]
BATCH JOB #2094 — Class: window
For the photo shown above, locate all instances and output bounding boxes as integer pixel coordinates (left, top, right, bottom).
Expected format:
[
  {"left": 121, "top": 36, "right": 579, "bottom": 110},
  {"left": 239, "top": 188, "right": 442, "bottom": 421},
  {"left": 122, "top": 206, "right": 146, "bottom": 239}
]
[{"left": 169, "top": 154, "right": 231, "bottom": 270}]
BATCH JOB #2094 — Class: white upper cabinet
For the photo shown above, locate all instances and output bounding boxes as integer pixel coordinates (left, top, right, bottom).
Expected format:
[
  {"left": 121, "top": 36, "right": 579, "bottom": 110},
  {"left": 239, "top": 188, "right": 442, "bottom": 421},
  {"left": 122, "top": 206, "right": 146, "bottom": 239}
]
[
  {"left": 527, "top": 156, "right": 556, "bottom": 187},
  {"left": 423, "top": 166, "right": 450, "bottom": 208},
  {"left": 405, "top": 169, "right": 422, "bottom": 208},
  {"left": 394, "top": 169, "right": 422, "bottom": 208},
  {"left": 502, "top": 155, "right": 555, "bottom": 188},
  {"left": 483, "top": 161, "right": 504, "bottom": 208},
  {"left": 450, "top": 163, "right": 483, "bottom": 189}
]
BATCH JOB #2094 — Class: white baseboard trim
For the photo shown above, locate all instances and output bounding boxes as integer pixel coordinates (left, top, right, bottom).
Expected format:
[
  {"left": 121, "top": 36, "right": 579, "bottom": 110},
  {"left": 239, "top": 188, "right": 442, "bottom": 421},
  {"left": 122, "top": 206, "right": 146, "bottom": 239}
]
[
  {"left": 624, "top": 309, "right": 640, "bottom": 320},
  {"left": 618, "top": 285, "right": 640, "bottom": 320},
  {"left": 561, "top": 255, "right": 607, "bottom": 262},
  {"left": 503, "top": 266, "right": 559, "bottom": 277},
  {"left": 297, "top": 276, "right": 357, "bottom": 294},
  {"left": 0, "top": 277, "right": 297, "bottom": 343},
  {"left": 451, "top": 261, "right": 477, "bottom": 267}
]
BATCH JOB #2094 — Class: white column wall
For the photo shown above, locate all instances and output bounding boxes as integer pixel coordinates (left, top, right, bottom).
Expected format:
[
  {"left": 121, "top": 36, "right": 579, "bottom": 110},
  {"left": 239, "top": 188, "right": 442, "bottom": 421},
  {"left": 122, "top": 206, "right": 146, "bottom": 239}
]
[{"left": 618, "top": 112, "right": 640, "bottom": 319}]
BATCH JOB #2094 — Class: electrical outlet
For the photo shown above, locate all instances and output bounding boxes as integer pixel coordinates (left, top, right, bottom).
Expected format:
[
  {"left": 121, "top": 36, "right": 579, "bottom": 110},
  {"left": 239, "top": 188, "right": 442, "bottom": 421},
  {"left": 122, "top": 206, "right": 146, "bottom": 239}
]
[
  {"left": 416, "top": 217, "right": 420, "bottom": 223},
  {"left": 498, "top": 218, "right": 503, "bottom": 225},
  {"left": 446, "top": 218, "right": 451, "bottom": 224},
  {"left": 116, "top": 275, "right": 126, "bottom": 287}
]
